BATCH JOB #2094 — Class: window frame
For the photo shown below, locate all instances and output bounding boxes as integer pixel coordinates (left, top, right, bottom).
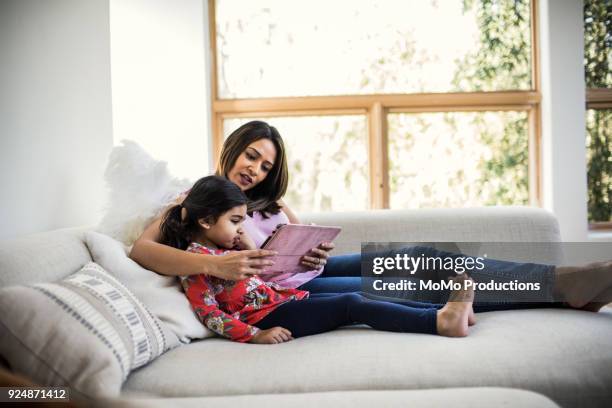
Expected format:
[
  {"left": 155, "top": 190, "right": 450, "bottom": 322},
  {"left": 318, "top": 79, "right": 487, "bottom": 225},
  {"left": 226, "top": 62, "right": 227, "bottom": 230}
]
[{"left": 208, "top": 0, "right": 543, "bottom": 210}]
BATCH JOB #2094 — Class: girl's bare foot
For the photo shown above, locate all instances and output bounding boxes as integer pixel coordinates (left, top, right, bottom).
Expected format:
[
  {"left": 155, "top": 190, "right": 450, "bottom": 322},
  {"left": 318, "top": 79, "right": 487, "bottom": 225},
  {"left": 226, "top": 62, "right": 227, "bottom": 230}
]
[
  {"left": 468, "top": 306, "right": 476, "bottom": 326},
  {"left": 437, "top": 275, "right": 475, "bottom": 337},
  {"left": 554, "top": 261, "right": 612, "bottom": 309}
]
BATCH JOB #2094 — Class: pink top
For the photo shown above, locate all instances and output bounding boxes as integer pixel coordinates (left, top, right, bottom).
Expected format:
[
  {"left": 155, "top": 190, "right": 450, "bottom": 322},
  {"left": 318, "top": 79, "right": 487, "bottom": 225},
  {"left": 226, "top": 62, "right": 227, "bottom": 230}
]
[{"left": 242, "top": 210, "right": 323, "bottom": 289}]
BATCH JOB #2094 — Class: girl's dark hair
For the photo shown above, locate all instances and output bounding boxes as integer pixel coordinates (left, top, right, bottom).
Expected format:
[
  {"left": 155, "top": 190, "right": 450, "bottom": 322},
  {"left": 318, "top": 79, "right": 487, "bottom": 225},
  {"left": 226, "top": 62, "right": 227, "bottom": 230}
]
[
  {"left": 215, "top": 120, "right": 288, "bottom": 217},
  {"left": 159, "top": 175, "right": 247, "bottom": 250}
]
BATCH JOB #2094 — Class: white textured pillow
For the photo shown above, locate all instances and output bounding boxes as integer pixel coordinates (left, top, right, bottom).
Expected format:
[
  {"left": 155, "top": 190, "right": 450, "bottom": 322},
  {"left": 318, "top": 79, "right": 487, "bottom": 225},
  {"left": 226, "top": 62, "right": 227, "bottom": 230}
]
[
  {"left": 85, "top": 231, "right": 213, "bottom": 342},
  {"left": 97, "top": 140, "right": 193, "bottom": 246},
  {"left": 0, "top": 262, "right": 179, "bottom": 399}
]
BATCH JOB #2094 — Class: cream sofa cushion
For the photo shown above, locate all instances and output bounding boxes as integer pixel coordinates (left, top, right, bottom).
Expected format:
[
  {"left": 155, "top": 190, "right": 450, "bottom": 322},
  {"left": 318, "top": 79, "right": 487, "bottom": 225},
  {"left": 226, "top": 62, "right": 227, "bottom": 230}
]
[
  {"left": 85, "top": 231, "right": 212, "bottom": 343},
  {"left": 123, "top": 308, "right": 612, "bottom": 408},
  {"left": 0, "top": 227, "right": 91, "bottom": 287},
  {"left": 0, "top": 262, "right": 179, "bottom": 399},
  {"left": 302, "top": 206, "right": 561, "bottom": 256},
  {"left": 103, "top": 388, "right": 561, "bottom": 408}
]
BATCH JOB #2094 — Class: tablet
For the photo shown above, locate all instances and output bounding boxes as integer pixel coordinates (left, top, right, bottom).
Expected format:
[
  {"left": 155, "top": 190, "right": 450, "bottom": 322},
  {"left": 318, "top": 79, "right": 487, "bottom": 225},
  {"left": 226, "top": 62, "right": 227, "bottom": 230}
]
[{"left": 259, "top": 224, "right": 342, "bottom": 276}]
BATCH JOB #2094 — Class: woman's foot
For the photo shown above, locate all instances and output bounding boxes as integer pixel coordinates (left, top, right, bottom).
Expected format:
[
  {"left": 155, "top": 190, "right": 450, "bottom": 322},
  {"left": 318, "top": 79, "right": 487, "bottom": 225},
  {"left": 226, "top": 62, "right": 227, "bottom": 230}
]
[
  {"left": 554, "top": 261, "right": 612, "bottom": 309},
  {"left": 579, "top": 302, "right": 609, "bottom": 313},
  {"left": 437, "top": 275, "right": 475, "bottom": 337},
  {"left": 573, "top": 286, "right": 612, "bottom": 312}
]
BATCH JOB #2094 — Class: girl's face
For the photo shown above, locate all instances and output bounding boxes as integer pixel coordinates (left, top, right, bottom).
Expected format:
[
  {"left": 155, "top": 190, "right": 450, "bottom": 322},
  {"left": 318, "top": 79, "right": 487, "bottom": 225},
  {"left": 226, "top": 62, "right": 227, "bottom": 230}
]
[
  {"left": 201, "top": 204, "right": 247, "bottom": 249},
  {"left": 227, "top": 138, "right": 277, "bottom": 191}
]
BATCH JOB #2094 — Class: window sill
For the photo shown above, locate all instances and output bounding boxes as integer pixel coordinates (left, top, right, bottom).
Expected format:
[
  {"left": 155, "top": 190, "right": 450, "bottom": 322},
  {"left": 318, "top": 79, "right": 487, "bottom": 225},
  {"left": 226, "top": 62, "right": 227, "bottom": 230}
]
[{"left": 588, "top": 230, "right": 612, "bottom": 242}]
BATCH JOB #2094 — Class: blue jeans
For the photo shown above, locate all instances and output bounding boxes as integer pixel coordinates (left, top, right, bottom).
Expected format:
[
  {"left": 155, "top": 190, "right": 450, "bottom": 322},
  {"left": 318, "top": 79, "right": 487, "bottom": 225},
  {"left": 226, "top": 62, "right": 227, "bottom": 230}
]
[
  {"left": 256, "top": 292, "right": 439, "bottom": 337},
  {"left": 298, "top": 247, "right": 561, "bottom": 313}
]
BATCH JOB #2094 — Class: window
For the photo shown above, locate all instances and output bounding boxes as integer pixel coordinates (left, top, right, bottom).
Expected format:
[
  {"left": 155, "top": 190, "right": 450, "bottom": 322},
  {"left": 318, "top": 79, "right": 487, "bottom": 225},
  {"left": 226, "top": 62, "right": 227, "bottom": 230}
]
[
  {"left": 224, "top": 115, "right": 369, "bottom": 212},
  {"left": 584, "top": 0, "right": 611, "bottom": 229},
  {"left": 210, "top": 0, "right": 540, "bottom": 212}
]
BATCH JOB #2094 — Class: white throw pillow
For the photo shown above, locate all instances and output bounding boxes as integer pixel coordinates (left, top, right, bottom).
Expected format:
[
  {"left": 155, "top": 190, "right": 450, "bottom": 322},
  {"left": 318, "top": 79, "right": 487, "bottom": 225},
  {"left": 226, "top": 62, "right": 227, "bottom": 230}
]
[
  {"left": 97, "top": 140, "right": 193, "bottom": 247},
  {"left": 85, "top": 231, "right": 213, "bottom": 343},
  {"left": 0, "top": 262, "right": 179, "bottom": 399}
]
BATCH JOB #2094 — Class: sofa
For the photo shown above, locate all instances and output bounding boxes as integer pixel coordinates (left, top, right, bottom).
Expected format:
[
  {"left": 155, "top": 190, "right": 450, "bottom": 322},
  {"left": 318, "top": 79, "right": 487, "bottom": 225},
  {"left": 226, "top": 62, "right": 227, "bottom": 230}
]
[{"left": 1, "top": 206, "right": 611, "bottom": 408}]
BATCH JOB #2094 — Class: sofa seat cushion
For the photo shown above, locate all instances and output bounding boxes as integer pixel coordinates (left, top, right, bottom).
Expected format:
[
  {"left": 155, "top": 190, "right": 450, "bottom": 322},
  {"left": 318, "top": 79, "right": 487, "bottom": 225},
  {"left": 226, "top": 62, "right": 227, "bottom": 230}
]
[
  {"left": 105, "top": 388, "right": 561, "bottom": 408},
  {"left": 123, "top": 308, "right": 612, "bottom": 408}
]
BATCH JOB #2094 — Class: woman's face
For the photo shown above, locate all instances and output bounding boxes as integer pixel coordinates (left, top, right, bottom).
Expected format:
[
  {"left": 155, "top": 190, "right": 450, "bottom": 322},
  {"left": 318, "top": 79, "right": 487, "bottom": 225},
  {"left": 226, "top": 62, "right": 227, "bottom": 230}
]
[{"left": 227, "top": 138, "right": 277, "bottom": 191}]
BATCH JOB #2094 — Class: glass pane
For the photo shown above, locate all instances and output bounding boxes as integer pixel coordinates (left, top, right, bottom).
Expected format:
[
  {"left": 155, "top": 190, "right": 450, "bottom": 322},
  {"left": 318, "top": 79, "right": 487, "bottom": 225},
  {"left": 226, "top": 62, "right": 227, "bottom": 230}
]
[
  {"left": 223, "top": 116, "right": 369, "bottom": 212},
  {"left": 586, "top": 109, "right": 611, "bottom": 223},
  {"left": 584, "top": 0, "right": 612, "bottom": 88},
  {"left": 388, "top": 111, "right": 529, "bottom": 209},
  {"left": 216, "top": 0, "right": 532, "bottom": 98}
]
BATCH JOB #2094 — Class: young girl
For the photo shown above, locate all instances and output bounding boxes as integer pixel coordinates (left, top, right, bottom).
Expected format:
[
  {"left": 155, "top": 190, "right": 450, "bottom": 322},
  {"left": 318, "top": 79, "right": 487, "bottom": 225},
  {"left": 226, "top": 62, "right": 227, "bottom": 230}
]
[{"left": 160, "top": 175, "right": 475, "bottom": 344}]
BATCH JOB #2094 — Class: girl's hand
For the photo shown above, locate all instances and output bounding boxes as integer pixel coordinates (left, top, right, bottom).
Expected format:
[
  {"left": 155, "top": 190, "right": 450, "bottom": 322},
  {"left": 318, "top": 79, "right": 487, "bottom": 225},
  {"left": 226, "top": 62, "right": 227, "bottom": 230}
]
[
  {"left": 235, "top": 231, "right": 257, "bottom": 251},
  {"left": 250, "top": 327, "right": 293, "bottom": 344},
  {"left": 207, "top": 249, "right": 277, "bottom": 281},
  {"left": 278, "top": 199, "right": 300, "bottom": 224},
  {"left": 300, "top": 241, "right": 335, "bottom": 269}
]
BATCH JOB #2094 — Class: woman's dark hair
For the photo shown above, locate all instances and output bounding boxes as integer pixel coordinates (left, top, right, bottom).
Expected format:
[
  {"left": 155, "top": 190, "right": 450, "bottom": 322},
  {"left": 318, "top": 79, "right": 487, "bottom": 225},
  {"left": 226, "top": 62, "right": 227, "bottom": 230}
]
[
  {"left": 216, "top": 120, "right": 288, "bottom": 217},
  {"left": 159, "top": 175, "right": 247, "bottom": 250}
]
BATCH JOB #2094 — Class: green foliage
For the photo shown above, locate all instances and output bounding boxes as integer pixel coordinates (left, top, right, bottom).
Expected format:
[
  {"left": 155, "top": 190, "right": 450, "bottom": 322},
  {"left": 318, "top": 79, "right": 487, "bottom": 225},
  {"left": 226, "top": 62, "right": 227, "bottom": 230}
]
[
  {"left": 454, "top": 0, "right": 531, "bottom": 92},
  {"left": 584, "top": 0, "right": 611, "bottom": 88},
  {"left": 586, "top": 110, "right": 611, "bottom": 222},
  {"left": 584, "top": 0, "right": 611, "bottom": 222},
  {"left": 452, "top": 0, "right": 531, "bottom": 205}
]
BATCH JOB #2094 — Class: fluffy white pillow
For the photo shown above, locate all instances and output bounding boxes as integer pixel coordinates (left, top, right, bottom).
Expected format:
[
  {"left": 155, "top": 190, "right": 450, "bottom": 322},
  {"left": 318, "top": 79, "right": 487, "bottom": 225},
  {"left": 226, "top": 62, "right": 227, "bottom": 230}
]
[
  {"left": 97, "top": 140, "right": 193, "bottom": 247},
  {"left": 85, "top": 231, "right": 213, "bottom": 343}
]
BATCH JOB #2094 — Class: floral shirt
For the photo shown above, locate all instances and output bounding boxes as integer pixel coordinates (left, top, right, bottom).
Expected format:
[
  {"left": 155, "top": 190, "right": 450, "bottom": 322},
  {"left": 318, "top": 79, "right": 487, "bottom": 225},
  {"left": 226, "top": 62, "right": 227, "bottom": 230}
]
[{"left": 181, "top": 242, "right": 309, "bottom": 343}]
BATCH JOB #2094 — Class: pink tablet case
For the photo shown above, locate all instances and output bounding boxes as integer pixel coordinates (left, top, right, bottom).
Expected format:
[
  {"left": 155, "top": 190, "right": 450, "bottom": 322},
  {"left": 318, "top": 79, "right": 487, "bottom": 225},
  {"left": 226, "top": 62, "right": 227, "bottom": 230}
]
[{"left": 259, "top": 224, "right": 341, "bottom": 277}]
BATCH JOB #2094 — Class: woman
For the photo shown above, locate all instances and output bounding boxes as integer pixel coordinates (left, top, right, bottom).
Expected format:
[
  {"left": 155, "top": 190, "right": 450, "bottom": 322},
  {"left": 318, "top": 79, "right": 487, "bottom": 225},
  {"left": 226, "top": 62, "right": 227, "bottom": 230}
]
[{"left": 130, "top": 120, "right": 612, "bottom": 313}]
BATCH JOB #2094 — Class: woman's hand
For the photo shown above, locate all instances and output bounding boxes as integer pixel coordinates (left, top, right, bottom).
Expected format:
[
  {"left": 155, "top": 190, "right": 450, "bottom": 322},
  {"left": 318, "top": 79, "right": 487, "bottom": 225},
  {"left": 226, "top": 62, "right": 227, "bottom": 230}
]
[
  {"left": 250, "top": 327, "right": 293, "bottom": 344},
  {"left": 300, "top": 241, "right": 335, "bottom": 269},
  {"left": 208, "top": 249, "right": 277, "bottom": 281}
]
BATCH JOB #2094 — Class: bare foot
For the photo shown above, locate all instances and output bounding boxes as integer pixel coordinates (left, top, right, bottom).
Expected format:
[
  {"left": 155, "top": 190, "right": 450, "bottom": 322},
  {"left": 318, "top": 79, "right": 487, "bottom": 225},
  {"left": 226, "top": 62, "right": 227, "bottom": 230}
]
[
  {"left": 575, "top": 286, "right": 612, "bottom": 312},
  {"left": 468, "top": 306, "right": 476, "bottom": 326},
  {"left": 579, "top": 302, "right": 609, "bottom": 313},
  {"left": 555, "top": 261, "right": 612, "bottom": 308},
  {"left": 437, "top": 275, "right": 475, "bottom": 337}
]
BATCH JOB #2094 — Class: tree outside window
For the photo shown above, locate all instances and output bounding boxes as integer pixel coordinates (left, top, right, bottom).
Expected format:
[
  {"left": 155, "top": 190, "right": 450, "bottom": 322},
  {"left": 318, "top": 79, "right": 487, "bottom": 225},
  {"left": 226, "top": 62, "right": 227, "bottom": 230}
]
[{"left": 584, "top": 0, "right": 611, "bottom": 226}]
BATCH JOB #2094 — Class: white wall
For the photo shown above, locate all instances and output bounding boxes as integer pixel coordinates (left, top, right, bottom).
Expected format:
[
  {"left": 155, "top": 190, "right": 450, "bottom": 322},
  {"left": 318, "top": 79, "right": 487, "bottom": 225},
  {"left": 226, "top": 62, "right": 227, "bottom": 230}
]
[
  {"left": 539, "top": 0, "right": 590, "bottom": 242},
  {"left": 109, "top": 0, "right": 212, "bottom": 181},
  {"left": 0, "top": 0, "right": 113, "bottom": 240}
]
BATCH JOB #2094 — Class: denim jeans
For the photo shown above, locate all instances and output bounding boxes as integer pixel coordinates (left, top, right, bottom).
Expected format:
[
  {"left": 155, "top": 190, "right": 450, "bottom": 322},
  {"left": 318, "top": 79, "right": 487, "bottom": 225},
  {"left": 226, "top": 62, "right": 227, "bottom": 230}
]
[
  {"left": 298, "top": 246, "right": 562, "bottom": 313},
  {"left": 256, "top": 292, "right": 438, "bottom": 337}
]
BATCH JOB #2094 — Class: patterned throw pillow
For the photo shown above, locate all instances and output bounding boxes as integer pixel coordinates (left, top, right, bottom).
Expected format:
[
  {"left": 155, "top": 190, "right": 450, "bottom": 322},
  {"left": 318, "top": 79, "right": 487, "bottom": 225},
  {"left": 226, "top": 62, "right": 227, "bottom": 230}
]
[
  {"left": 0, "top": 262, "right": 179, "bottom": 399},
  {"left": 85, "top": 231, "right": 213, "bottom": 343}
]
